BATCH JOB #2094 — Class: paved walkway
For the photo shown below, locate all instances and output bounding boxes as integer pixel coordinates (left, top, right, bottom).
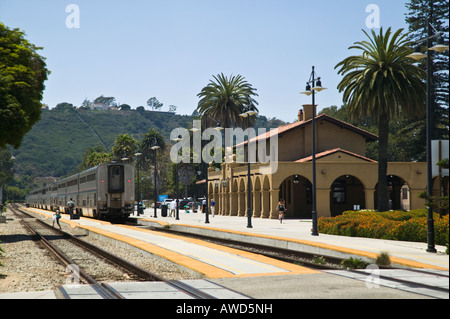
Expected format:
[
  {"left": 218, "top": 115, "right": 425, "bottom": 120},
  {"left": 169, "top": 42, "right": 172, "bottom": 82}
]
[
  {"left": 135, "top": 208, "right": 449, "bottom": 270},
  {"left": 23, "top": 207, "right": 319, "bottom": 278},
  {"left": 5, "top": 206, "right": 448, "bottom": 299}
]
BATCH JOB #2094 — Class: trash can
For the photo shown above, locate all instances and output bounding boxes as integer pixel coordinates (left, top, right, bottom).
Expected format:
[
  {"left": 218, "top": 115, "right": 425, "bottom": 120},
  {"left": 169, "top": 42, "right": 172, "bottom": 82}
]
[{"left": 161, "top": 204, "right": 168, "bottom": 217}]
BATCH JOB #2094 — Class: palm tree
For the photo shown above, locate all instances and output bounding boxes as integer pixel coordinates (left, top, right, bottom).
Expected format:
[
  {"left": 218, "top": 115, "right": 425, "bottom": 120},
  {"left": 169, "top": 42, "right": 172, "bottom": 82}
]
[
  {"left": 335, "top": 27, "right": 426, "bottom": 211},
  {"left": 141, "top": 128, "right": 166, "bottom": 159},
  {"left": 196, "top": 73, "right": 259, "bottom": 128},
  {"left": 111, "top": 134, "right": 138, "bottom": 163}
]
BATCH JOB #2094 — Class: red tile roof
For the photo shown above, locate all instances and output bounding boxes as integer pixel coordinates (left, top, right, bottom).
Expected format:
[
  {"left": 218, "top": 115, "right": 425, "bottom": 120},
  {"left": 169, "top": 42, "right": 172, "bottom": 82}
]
[
  {"left": 237, "top": 114, "right": 378, "bottom": 147},
  {"left": 295, "top": 148, "right": 377, "bottom": 163}
]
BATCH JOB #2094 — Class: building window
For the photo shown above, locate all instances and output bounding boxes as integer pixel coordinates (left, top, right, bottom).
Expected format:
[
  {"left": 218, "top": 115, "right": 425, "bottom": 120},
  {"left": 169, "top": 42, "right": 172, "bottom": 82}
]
[
  {"left": 402, "top": 187, "right": 408, "bottom": 200},
  {"left": 332, "top": 180, "right": 346, "bottom": 204}
]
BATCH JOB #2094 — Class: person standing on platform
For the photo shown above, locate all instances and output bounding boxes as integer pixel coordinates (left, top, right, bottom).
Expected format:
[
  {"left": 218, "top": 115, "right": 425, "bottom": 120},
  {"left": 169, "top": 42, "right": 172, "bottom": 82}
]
[
  {"left": 67, "top": 198, "right": 75, "bottom": 219},
  {"left": 202, "top": 198, "right": 207, "bottom": 213},
  {"left": 210, "top": 199, "right": 215, "bottom": 217},
  {"left": 169, "top": 200, "right": 176, "bottom": 217},
  {"left": 278, "top": 199, "right": 285, "bottom": 224}
]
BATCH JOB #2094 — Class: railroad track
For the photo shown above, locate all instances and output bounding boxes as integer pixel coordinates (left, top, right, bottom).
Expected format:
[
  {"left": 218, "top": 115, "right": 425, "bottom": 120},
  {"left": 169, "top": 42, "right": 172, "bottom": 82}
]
[
  {"left": 12, "top": 205, "right": 447, "bottom": 299},
  {"left": 146, "top": 225, "right": 349, "bottom": 270},
  {"left": 9, "top": 204, "right": 216, "bottom": 299},
  {"left": 147, "top": 225, "right": 449, "bottom": 299},
  {"left": 325, "top": 268, "right": 449, "bottom": 299}
]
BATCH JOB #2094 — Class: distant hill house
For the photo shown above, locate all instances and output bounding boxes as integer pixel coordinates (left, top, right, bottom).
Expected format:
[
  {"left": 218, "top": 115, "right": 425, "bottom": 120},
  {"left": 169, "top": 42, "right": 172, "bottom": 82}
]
[
  {"left": 90, "top": 103, "right": 109, "bottom": 110},
  {"left": 207, "top": 104, "right": 434, "bottom": 219}
]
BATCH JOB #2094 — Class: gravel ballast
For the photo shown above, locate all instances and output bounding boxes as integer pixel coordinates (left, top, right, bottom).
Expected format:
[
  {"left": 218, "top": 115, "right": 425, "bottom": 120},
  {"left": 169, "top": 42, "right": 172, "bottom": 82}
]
[{"left": 0, "top": 208, "right": 197, "bottom": 294}]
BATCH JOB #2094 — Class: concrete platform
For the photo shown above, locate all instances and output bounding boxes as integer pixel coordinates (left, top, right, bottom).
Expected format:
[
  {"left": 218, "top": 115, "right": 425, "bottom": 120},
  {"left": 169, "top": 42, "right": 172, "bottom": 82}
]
[
  {"left": 0, "top": 290, "right": 56, "bottom": 299},
  {"left": 10, "top": 206, "right": 448, "bottom": 300},
  {"left": 130, "top": 208, "right": 449, "bottom": 270},
  {"left": 23, "top": 207, "right": 320, "bottom": 279}
]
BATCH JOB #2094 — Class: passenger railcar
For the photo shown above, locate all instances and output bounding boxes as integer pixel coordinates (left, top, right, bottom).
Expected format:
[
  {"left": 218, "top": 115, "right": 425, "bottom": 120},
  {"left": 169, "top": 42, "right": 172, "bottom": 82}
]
[{"left": 26, "top": 163, "right": 135, "bottom": 220}]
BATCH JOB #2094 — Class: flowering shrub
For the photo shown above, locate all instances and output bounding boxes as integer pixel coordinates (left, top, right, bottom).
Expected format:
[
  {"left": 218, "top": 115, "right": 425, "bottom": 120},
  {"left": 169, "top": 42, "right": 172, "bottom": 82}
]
[{"left": 318, "top": 209, "right": 449, "bottom": 246}]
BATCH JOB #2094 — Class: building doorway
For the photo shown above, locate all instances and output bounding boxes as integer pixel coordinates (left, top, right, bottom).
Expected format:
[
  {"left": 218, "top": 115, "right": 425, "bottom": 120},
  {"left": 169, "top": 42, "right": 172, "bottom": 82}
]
[
  {"left": 279, "top": 175, "right": 312, "bottom": 219},
  {"left": 375, "top": 175, "right": 407, "bottom": 211},
  {"left": 330, "top": 175, "right": 365, "bottom": 217}
]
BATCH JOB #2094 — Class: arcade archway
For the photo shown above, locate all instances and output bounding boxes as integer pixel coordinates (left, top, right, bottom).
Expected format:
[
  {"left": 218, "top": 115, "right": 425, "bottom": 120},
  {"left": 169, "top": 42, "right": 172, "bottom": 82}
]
[
  {"left": 330, "top": 175, "right": 365, "bottom": 217},
  {"left": 375, "top": 175, "right": 408, "bottom": 211},
  {"left": 279, "top": 175, "right": 312, "bottom": 219}
]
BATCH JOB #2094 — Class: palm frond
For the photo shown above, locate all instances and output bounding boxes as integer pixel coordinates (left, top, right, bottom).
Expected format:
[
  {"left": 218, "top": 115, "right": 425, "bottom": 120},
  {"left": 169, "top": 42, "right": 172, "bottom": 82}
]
[
  {"left": 196, "top": 73, "right": 259, "bottom": 128},
  {"left": 335, "top": 27, "right": 426, "bottom": 123}
]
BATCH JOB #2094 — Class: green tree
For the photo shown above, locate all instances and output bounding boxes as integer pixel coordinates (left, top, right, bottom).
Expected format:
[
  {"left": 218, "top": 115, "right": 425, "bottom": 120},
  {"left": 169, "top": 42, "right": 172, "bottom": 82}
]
[
  {"left": 119, "top": 104, "right": 131, "bottom": 110},
  {"left": 0, "top": 148, "right": 14, "bottom": 188},
  {"left": 404, "top": 0, "right": 449, "bottom": 160},
  {"left": 54, "top": 102, "right": 74, "bottom": 111},
  {"left": 0, "top": 23, "right": 49, "bottom": 148},
  {"left": 196, "top": 73, "right": 259, "bottom": 128},
  {"left": 94, "top": 95, "right": 116, "bottom": 107},
  {"left": 5, "top": 186, "right": 27, "bottom": 202},
  {"left": 147, "top": 97, "right": 163, "bottom": 111},
  {"left": 78, "top": 145, "right": 111, "bottom": 170},
  {"left": 111, "top": 134, "right": 138, "bottom": 163},
  {"left": 139, "top": 129, "right": 170, "bottom": 198},
  {"left": 136, "top": 106, "right": 145, "bottom": 114},
  {"left": 141, "top": 128, "right": 166, "bottom": 159},
  {"left": 168, "top": 105, "right": 177, "bottom": 113},
  {"left": 81, "top": 98, "right": 91, "bottom": 108},
  {"left": 335, "top": 27, "right": 426, "bottom": 211}
]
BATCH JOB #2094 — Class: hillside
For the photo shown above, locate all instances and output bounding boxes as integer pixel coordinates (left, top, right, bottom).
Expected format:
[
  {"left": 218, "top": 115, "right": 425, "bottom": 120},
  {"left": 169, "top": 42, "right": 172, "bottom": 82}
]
[{"left": 11, "top": 108, "right": 285, "bottom": 178}]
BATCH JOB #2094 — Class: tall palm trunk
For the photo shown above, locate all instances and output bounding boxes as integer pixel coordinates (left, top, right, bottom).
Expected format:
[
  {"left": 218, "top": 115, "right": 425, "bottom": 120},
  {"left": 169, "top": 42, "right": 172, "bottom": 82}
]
[{"left": 377, "top": 114, "right": 389, "bottom": 211}]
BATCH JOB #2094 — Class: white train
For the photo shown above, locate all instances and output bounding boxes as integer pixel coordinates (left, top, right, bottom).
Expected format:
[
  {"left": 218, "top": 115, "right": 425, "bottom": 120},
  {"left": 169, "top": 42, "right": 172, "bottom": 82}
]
[{"left": 26, "top": 163, "right": 135, "bottom": 220}]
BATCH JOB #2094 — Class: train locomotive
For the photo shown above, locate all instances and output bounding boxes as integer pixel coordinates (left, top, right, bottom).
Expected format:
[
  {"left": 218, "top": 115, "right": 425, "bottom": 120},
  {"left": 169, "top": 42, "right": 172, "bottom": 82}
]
[{"left": 26, "top": 163, "right": 135, "bottom": 220}]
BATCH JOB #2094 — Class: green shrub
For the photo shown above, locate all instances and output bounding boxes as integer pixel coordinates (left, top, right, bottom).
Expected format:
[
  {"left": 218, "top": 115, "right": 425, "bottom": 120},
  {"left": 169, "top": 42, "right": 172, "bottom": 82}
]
[
  {"left": 312, "top": 255, "right": 326, "bottom": 264},
  {"left": 340, "top": 257, "right": 369, "bottom": 269},
  {"left": 375, "top": 251, "right": 391, "bottom": 266},
  {"left": 318, "top": 210, "right": 449, "bottom": 245}
]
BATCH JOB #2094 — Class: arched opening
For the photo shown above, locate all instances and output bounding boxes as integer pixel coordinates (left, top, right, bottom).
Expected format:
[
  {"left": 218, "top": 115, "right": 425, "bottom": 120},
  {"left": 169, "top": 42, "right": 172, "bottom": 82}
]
[
  {"left": 330, "top": 175, "right": 365, "bottom": 217},
  {"left": 375, "top": 175, "right": 407, "bottom": 211},
  {"left": 400, "top": 183, "right": 411, "bottom": 211},
  {"left": 279, "top": 175, "right": 312, "bottom": 219}
]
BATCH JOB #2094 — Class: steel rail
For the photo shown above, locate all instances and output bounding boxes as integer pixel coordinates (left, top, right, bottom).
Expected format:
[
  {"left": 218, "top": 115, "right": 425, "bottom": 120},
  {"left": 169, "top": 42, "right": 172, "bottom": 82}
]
[
  {"left": 149, "top": 226, "right": 449, "bottom": 295},
  {"left": 11, "top": 204, "right": 215, "bottom": 299},
  {"left": 19, "top": 218, "right": 124, "bottom": 299}
]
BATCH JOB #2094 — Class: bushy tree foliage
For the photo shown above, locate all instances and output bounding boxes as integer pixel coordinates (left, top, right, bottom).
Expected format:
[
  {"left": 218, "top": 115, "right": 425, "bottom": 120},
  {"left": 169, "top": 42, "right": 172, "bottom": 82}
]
[{"left": 0, "top": 23, "right": 49, "bottom": 148}]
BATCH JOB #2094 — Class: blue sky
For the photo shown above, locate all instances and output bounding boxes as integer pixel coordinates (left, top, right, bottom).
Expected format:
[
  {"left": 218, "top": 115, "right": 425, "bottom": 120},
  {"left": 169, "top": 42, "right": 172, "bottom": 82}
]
[{"left": 0, "top": 0, "right": 410, "bottom": 122}]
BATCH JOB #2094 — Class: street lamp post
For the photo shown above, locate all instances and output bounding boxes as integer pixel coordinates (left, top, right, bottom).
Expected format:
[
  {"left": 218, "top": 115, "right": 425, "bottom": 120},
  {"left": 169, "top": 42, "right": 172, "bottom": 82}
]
[
  {"left": 301, "top": 66, "right": 327, "bottom": 236},
  {"left": 134, "top": 150, "right": 142, "bottom": 215},
  {"left": 407, "top": 13, "right": 448, "bottom": 253},
  {"left": 191, "top": 120, "right": 223, "bottom": 224},
  {"left": 205, "top": 163, "right": 210, "bottom": 224},
  {"left": 239, "top": 101, "right": 258, "bottom": 229},
  {"left": 151, "top": 138, "right": 160, "bottom": 218},
  {"left": 172, "top": 136, "right": 183, "bottom": 220}
]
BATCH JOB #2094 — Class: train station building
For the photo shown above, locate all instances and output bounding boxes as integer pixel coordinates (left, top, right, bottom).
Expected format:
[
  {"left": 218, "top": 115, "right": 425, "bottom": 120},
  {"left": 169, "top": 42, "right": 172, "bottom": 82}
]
[{"left": 207, "top": 104, "right": 434, "bottom": 219}]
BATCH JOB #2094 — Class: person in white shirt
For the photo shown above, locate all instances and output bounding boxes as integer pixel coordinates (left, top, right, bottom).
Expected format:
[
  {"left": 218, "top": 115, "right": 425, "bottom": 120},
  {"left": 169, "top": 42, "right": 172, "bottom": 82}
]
[
  {"left": 202, "top": 199, "right": 207, "bottom": 213},
  {"left": 169, "top": 200, "right": 177, "bottom": 217}
]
